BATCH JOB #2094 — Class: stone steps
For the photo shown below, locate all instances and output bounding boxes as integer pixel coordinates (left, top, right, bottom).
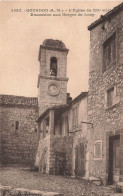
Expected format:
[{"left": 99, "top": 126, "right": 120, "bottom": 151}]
[{"left": 0, "top": 186, "right": 63, "bottom": 196}]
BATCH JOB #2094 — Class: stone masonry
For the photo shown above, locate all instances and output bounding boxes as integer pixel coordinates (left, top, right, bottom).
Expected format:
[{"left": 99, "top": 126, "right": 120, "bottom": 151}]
[
  {"left": 49, "top": 136, "right": 73, "bottom": 176},
  {"left": 87, "top": 3, "right": 123, "bottom": 185},
  {"left": 35, "top": 39, "right": 73, "bottom": 176},
  {"left": 38, "top": 40, "right": 69, "bottom": 115},
  {"left": 0, "top": 95, "right": 38, "bottom": 165},
  {"left": 70, "top": 93, "right": 88, "bottom": 178}
]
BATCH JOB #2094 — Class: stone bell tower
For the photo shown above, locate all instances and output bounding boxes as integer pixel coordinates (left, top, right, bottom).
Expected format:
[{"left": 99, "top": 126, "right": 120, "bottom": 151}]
[{"left": 37, "top": 39, "right": 69, "bottom": 115}]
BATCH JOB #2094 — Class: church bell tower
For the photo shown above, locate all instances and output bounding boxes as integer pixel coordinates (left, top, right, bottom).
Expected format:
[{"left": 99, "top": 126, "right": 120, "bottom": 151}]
[{"left": 37, "top": 39, "right": 69, "bottom": 115}]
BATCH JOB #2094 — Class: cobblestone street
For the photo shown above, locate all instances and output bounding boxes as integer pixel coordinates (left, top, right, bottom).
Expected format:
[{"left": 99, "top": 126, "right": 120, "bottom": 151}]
[{"left": 0, "top": 166, "right": 116, "bottom": 196}]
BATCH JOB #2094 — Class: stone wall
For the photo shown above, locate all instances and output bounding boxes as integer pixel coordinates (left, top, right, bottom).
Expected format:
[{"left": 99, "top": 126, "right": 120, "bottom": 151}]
[
  {"left": 35, "top": 110, "right": 54, "bottom": 173},
  {"left": 49, "top": 136, "right": 73, "bottom": 175},
  {"left": 35, "top": 135, "right": 73, "bottom": 176},
  {"left": 0, "top": 124, "right": 1, "bottom": 164},
  {"left": 88, "top": 9, "right": 123, "bottom": 184},
  {"left": 1, "top": 131, "right": 37, "bottom": 165},
  {"left": 0, "top": 95, "right": 39, "bottom": 165}
]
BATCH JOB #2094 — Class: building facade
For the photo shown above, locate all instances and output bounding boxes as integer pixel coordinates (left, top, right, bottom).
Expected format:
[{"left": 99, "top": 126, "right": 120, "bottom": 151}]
[
  {"left": 35, "top": 39, "right": 88, "bottom": 176},
  {"left": 35, "top": 91, "right": 88, "bottom": 176},
  {"left": 35, "top": 3, "right": 123, "bottom": 187},
  {"left": 70, "top": 93, "right": 88, "bottom": 178},
  {"left": 87, "top": 3, "right": 123, "bottom": 185}
]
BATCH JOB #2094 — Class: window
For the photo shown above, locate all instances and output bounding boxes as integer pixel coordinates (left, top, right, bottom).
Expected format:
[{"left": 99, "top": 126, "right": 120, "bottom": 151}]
[
  {"left": 103, "top": 33, "right": 116, "bottom": 72},
  {"left": 94, "top": 140, "right": 102, "bottom": 159},
  {"left": 105, "top": 85, "right": 120, "bottom": 109},
  {"left": 107, "top": 87, "right": 114, "bottom": 107},
  {"left": 50, "top": 57, "right": 57, "bottom": 76},
  {"left": 45, "top": 117, "right": 49, "bottom": 133},
  {"left": 72, "top": 107, "right": 78, "bottom": 127}
]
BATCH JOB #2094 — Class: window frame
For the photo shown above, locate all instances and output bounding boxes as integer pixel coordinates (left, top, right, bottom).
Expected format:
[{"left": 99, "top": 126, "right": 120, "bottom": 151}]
[
  {"left": 72, "top": 106, "right": 78, "bottom": 128},
  {"left": 15, "top": 121, "right": 19, "bottom": 131},
  {"left": 103, "top": 32, "right": 116, "bottom": 72},
  {"left": 107, "top": 87, "right": 114, "bottom": 108},
  {"left": 94, "top": 140, "right": 102, "bottom": 160},
  {"left": 105, "top": 85, "right": 119, "bottom": 109}
]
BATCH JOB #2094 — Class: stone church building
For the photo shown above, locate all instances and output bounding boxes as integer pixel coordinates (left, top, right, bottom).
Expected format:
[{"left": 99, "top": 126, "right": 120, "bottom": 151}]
[{"left": 0, "top": 2, "right": 123, "bottom": 189}]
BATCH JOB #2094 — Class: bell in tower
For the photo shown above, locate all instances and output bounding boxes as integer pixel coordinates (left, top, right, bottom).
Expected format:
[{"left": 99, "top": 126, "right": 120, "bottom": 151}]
[
  {"left": 37, "top": 39, "right": 69, "bottom": 115},
  {"left": 50, "top": 57, "right": 57, "bottom": 76}
]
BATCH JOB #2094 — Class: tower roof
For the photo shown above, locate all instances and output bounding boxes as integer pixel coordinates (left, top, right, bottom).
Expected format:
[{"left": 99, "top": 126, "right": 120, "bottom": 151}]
[
  {"left": 43, "top": 39, "right": 66, "bottom": 49},
  {"left": 38, "top": 39, "right": 69, "bottom": 61}
]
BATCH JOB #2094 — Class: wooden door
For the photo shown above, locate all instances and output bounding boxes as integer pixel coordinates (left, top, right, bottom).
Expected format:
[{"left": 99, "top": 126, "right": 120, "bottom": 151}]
[
  {"left": 108, "top": 135, "right": 120, "bottom": 184},
  {"left": 75, "top": 143, "right": 85, "bottom": 176},
  {"left": 113, "top": 139, "right": 120, "bottom": 183}
]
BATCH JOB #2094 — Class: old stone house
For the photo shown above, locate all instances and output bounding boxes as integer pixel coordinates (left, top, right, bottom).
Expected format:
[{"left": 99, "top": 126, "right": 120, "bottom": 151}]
[{"left": 87, "top": 2, "right": 123, "bottom": 187}]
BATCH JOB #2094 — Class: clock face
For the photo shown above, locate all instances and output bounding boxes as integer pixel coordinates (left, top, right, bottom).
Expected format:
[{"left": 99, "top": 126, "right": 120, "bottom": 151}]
[{"left": 48, "top": 84, "right": 59, "bottom": 96}]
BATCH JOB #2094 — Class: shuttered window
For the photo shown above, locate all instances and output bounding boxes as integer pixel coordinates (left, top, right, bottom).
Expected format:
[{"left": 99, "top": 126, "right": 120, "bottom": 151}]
[
  {"left": 94, "top": 140, "right": 102, "bottom": 159},
  {"left": 72, "top": 107, "right": 78, "bottom": 127},
  {"left": 103, "top": 33, "right": 116, "bottom": 72},
  {"left": 107, "top": 87, "right": 114, "bottom": 107}
]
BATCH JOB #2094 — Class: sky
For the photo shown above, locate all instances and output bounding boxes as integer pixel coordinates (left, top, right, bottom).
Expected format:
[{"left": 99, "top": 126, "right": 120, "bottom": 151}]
[{"left": 0, "top": 1, "right": 121, "bottom": 99}]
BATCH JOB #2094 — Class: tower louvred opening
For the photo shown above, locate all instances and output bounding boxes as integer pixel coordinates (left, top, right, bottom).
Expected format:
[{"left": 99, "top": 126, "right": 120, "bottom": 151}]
[{"left": 50, "top": 57, "right": 57, "bottom": 76}]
